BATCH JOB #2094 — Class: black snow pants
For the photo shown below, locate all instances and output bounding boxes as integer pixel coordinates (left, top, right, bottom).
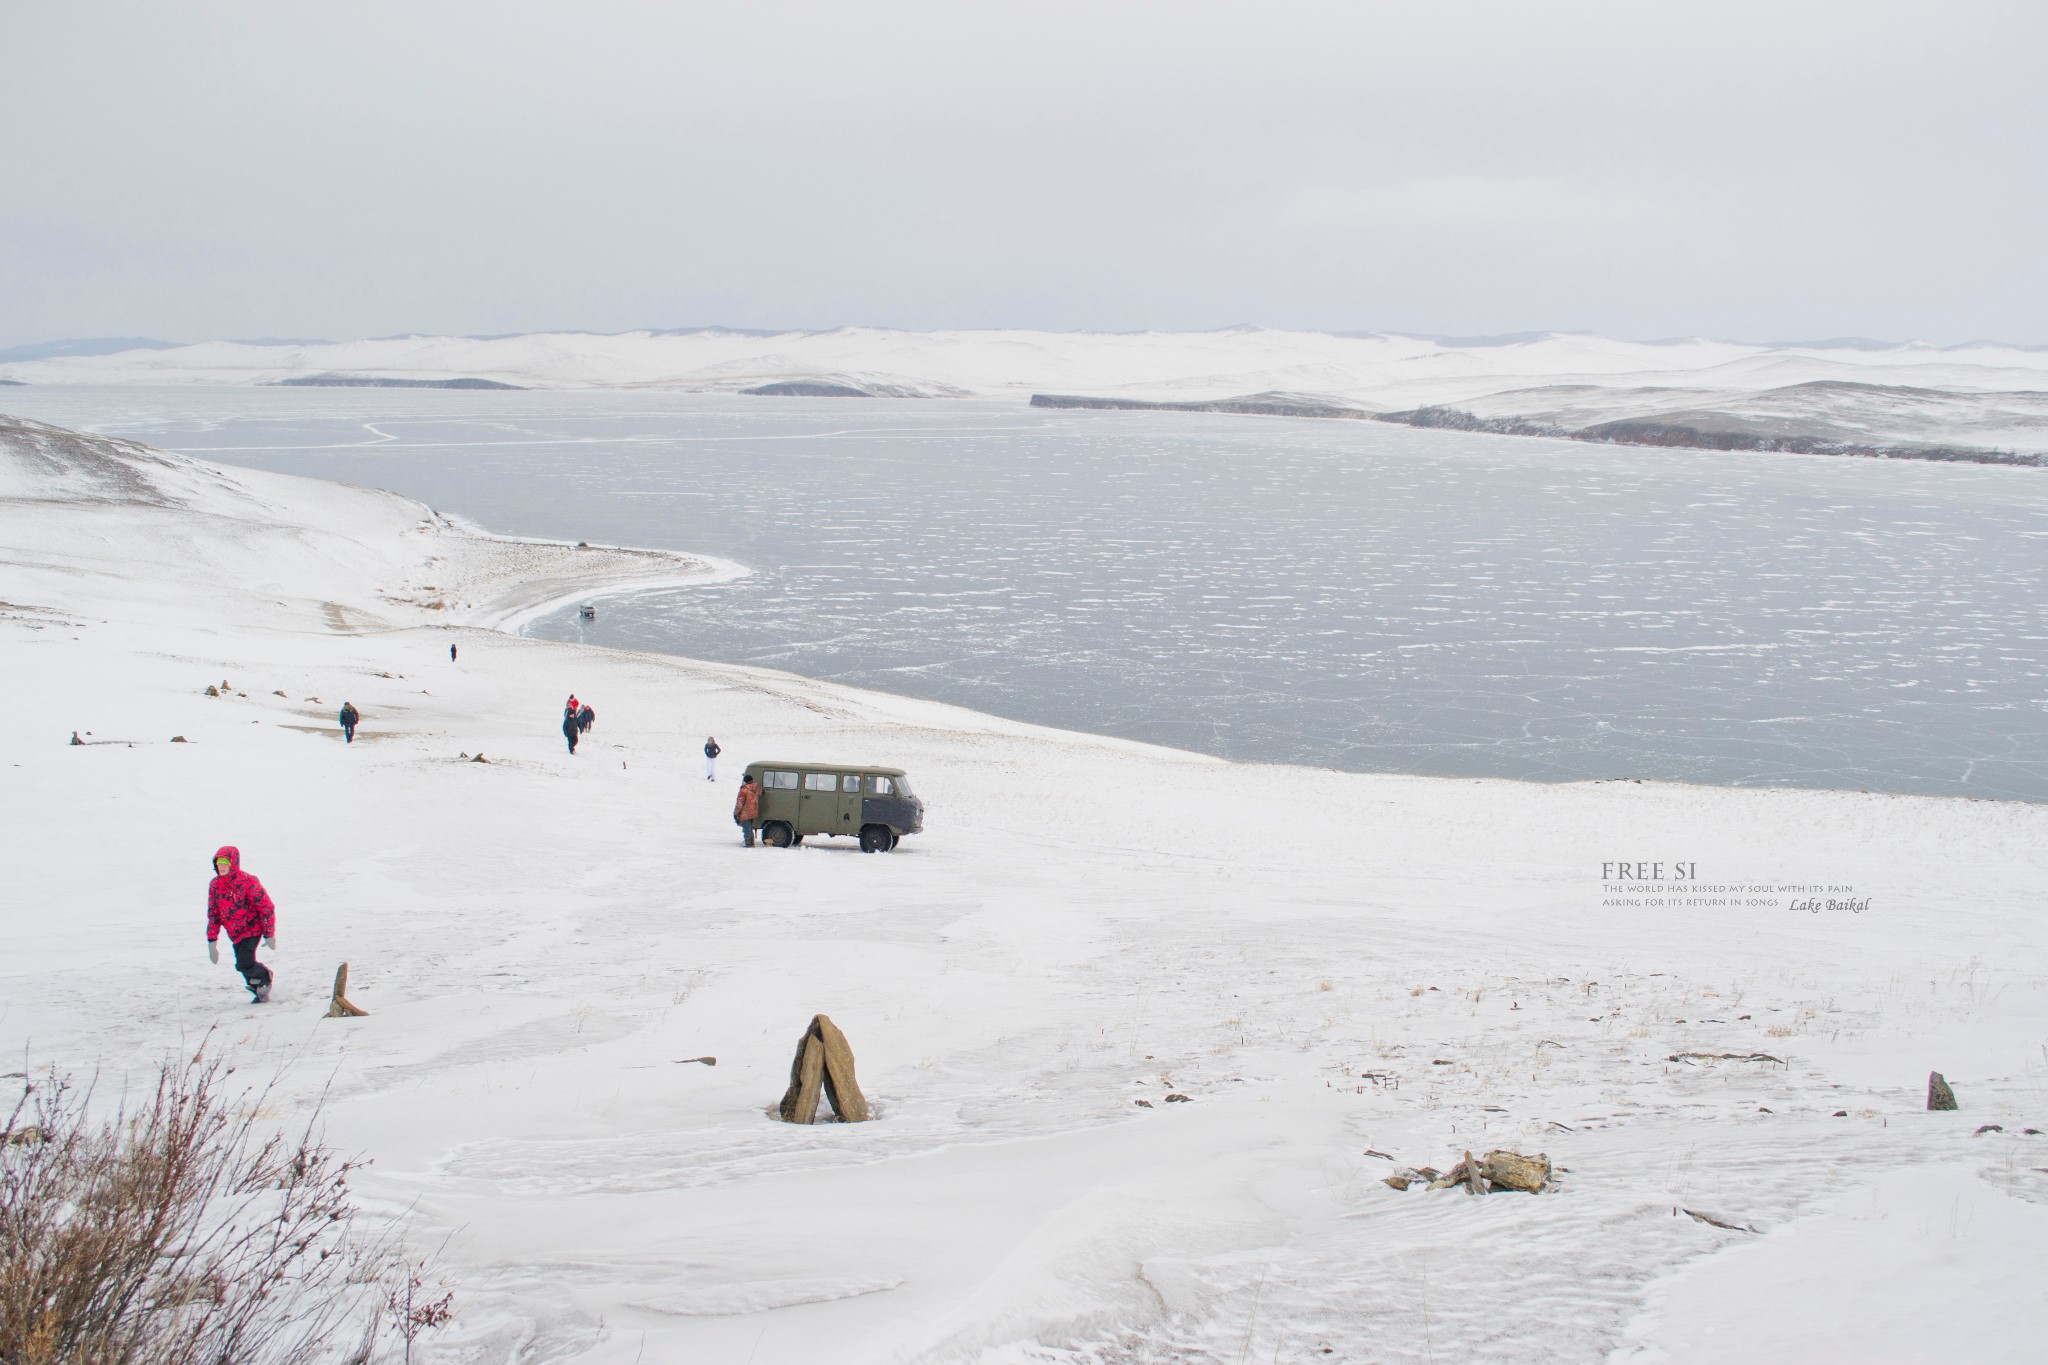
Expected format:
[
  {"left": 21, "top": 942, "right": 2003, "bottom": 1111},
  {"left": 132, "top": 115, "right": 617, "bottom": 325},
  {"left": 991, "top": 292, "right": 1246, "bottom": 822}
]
[
  {"left": 564, "top": 720, "right": 579, "bottom": 754},
  {"left": 231, "top": 936, "right": 272, "bottom": 993},
  {"left": 342, "top": 722, "right": 356, "bottom": 743}
]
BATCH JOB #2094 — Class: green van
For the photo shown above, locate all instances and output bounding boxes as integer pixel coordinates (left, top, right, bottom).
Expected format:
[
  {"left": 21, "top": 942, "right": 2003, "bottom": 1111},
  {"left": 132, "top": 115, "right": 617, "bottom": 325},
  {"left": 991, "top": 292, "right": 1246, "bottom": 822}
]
[{"left": 743, "top": 762, "right": 924, "bottom": 852}]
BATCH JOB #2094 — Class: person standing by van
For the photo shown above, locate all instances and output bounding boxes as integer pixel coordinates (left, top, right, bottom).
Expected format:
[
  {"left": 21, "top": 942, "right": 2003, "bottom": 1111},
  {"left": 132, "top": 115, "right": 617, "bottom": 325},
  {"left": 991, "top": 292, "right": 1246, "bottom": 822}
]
[
  {"left": 733, "top": 773, "right": 761, "bottom": 847},
  {"left": 206, "top": 845, "right": 276, "bottom": 1003},
  {"left": 704, "top": 736, "right": 721, "bottom": 781},
  {"left": 339, "top": 702, "right": 359, "bottom": 743}
]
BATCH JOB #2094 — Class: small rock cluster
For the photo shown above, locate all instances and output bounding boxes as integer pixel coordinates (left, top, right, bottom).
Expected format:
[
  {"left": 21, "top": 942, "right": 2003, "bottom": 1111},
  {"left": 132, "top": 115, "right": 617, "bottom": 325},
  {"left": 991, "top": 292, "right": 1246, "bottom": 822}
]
[{"left": 1384, "top": 1148, "right": 1551, "bottom": 1194}]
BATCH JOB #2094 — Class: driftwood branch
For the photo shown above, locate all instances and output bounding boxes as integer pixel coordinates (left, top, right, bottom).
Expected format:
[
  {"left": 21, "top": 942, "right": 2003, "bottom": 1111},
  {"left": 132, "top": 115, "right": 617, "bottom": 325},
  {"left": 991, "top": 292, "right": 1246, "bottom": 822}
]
[{"left": 1680, "top": 1206, "right": 1758, "bottom": 1233}]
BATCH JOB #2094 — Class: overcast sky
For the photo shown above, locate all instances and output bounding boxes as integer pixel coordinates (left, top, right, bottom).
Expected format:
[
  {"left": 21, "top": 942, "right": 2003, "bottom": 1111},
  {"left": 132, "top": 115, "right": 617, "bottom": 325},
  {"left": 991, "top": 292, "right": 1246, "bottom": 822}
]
[{"left": 3, "top": 1, "right": 2044, "bottom": 347}]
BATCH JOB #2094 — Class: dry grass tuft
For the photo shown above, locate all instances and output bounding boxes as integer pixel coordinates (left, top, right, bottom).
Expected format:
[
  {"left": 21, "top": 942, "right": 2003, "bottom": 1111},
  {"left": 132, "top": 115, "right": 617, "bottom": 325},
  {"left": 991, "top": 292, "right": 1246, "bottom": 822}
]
[{"left": 0, "top": 1046, "right": 440, "bottom": 1365}]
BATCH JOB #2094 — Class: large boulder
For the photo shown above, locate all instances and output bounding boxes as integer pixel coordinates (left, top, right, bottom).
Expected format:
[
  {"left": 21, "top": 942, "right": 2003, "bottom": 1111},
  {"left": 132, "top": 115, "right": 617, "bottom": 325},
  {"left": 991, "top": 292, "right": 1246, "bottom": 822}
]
[{"left": 776, "top": 1014, "right": 870, "bottom": 1124}]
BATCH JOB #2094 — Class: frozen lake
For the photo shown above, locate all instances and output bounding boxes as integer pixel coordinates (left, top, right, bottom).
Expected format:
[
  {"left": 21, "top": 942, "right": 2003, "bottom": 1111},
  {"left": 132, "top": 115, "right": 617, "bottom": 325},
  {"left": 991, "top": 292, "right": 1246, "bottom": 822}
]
[{"left": 8, "top": 386, "right": 2044, "bottom": 800}]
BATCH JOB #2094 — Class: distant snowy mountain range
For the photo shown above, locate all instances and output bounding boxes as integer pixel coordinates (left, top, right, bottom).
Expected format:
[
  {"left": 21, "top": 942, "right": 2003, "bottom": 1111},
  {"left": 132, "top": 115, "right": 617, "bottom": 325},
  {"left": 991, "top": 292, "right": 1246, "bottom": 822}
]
[{"left": 6, "top": 326, "right": 2048, "bottom": 462}]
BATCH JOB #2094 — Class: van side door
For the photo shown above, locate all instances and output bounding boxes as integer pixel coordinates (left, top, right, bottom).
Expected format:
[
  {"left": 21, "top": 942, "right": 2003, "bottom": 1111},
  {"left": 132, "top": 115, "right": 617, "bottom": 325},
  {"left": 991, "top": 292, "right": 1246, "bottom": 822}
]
[
  {"left": 837, "top": 773, "right": 866, "bottom": 834},
  {"left": 798, "top": 770, "right": 839, "bottom": 835}
]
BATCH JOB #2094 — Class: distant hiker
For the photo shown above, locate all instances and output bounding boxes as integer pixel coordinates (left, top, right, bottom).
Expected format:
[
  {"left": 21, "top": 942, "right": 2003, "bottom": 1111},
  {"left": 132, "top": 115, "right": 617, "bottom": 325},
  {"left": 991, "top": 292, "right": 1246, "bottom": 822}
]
[
  {"left": 577, "top": 704, "right": 595, "bottom": 734},
  {"left": 704, "top": 736, "right": 721, "bottom": 781},
  {"left": 563, "top": 708, "right": 580, "bottom": 754},
  {"left": 206, "top": 845, "right": 276, "bottom": 1003},
  {"left": 450, "top": 643, "right": 458, "bottom": 662},
  {"left": 734, "top": 774, "right": 761, "bottom": 847},
  {"left": 339, "top": 702, "right": 359, "bottom": 743},
  {"left": 70, "top": 731, "right": 83, "bottom": 745},
  {"left": 566, "top": 693, "right": 580, "bottom": 718}
]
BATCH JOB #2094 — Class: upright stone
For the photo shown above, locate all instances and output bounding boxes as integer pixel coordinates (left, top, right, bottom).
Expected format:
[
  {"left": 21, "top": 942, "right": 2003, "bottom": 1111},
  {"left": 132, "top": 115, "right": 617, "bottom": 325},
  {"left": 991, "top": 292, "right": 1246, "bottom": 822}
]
[
  {"left": 812, "top": 1014, "right": 870, "bottom": 1123},
  {"left": 1927, "top": 1071, "right": 1959, "bottom": 1111},
  {"left": 779, "top": 1033, "right": 825, "bottom": 1124},
  {"left": 324, "top": 962, "right": 369, "bottom": 1018}
]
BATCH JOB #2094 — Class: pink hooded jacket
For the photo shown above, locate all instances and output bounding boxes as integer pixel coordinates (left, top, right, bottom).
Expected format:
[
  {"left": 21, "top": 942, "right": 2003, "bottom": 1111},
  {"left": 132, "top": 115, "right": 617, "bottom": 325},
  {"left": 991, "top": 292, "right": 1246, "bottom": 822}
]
[{"left": 206, "top": 846, "right": 276, "bottom": 943}]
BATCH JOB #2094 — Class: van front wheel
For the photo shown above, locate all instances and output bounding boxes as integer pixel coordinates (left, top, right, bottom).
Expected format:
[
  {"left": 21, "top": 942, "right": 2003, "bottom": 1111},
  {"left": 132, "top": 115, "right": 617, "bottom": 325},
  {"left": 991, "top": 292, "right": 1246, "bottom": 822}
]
[
  {"left": 859, "top": 825, "right": 895, "bottom": 854},
  {"left": 762, "top": 821, "right": 794, "bottom": 848}
]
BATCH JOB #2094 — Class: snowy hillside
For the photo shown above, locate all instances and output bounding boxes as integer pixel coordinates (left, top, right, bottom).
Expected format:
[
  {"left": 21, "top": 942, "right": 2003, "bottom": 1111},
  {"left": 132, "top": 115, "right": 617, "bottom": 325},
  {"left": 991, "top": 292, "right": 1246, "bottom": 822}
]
[
  {"left": 0, "top": 413, "right": 725, "bottom": 634},
  {"left": 9, "top": 327, "right": 2048, "bottom": 458},
  {"left": 3, "top": 418, "right": 2046, "bottom": 1362}
]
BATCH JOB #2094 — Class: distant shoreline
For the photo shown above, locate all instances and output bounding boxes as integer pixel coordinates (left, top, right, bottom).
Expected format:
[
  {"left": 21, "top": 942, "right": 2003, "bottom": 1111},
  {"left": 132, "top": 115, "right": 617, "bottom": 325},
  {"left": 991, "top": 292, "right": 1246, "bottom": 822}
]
[
  {"left": 1373, "top": 404, "right": 2048, "bottom": 469},
  {"left": 1031, "top": 391, "right": 2048, "bottom": 469},
  {"left": 273, "top": 373, "right": 525, "bottom": 390}
]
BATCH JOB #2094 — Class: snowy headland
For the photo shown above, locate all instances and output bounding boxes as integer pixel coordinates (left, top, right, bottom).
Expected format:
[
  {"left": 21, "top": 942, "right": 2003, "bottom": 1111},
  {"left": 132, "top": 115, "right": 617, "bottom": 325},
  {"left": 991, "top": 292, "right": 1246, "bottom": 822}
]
[
  {"left": 9, "top": 327, "right": 2048, "bottom": 464},
  {"left": 3, "top": 415, "right": 2047, "bottom": 1361}
]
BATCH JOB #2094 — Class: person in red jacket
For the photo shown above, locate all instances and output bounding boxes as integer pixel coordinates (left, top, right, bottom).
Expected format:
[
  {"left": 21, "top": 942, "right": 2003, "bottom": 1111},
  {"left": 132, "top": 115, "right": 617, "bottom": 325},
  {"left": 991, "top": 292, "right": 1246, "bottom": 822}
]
[{"left": 206, "top": 845, "right": 277, "bottom": 1003}]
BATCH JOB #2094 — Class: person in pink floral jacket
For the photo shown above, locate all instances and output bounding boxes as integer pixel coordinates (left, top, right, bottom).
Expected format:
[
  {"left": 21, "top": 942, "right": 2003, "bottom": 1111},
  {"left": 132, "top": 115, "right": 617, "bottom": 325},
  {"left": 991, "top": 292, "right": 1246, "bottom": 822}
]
[{"left": 206, "top": 845, "right": 276, "bottom": 1002}]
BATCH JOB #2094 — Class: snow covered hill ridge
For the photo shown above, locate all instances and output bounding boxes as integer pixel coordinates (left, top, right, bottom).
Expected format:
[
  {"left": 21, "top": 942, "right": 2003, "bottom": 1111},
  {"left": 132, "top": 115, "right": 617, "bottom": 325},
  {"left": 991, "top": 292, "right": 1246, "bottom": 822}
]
[
  {"left": 6, "top": 326, "right": 2048, "bottom": 403},
  {"left": 12, "top": 325, "right": 2048, "bottom": 461}
]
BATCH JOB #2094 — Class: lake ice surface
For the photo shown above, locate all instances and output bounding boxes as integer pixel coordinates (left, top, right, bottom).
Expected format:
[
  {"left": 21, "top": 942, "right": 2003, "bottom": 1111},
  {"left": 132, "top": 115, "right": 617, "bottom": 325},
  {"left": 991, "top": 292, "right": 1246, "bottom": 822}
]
[{"left": 8, "top": 387, "right": 2043, "bottom": 800}]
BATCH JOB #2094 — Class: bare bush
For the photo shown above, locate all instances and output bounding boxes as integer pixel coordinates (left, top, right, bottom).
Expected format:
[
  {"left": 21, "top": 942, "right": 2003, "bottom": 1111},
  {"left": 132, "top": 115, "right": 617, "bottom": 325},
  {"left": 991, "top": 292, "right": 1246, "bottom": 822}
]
[{"left": 0, "top": 1048, "right": 436, "bottom": 1365}]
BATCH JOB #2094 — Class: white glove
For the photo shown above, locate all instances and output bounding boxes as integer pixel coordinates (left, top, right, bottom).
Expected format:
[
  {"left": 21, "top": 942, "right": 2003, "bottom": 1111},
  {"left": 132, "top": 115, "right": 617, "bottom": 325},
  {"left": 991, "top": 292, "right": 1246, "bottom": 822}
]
[
  {"left": 208, "top": 941, "right": 219, "bottom": 964},
  {"left": 263, "top": 934, "right": 277, "bottom": 950}
]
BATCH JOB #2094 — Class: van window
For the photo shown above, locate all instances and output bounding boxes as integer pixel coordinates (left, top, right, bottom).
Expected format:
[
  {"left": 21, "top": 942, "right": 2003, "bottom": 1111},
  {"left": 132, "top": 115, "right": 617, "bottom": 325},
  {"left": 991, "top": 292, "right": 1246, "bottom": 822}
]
[
  {"left": 842, "top": 775, "right": 863, "bottom": 793},
  {"left": 804, "top": 772, "right": 838, "bottom": 791},
  {"left": 763, "top": 771, "right": 799, "bottom": 790},
  {"left": 866, "top": 775, "right": 894, "bottom": 794}
]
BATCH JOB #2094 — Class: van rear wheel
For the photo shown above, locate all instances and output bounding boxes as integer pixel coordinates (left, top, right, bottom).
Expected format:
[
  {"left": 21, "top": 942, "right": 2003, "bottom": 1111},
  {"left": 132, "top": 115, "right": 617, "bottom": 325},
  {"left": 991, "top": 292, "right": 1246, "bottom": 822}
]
[
  {"left": 762, "top": 821, "right": 793, "bottom": 848},
  {"left": 859, "top": 825, "right": 895, "bottom": 854}
]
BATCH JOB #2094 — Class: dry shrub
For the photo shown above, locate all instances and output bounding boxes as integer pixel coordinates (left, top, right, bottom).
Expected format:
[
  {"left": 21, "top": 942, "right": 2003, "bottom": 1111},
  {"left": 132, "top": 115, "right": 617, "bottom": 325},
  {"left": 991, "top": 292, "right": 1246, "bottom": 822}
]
[{"left": 0, "top": 1048, "right": 429, "bottom": 1365}]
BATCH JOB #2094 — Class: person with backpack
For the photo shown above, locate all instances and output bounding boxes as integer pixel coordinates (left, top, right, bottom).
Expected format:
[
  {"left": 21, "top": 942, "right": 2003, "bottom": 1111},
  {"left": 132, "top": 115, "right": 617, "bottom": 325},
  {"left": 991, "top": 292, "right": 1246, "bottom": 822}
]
[
  {"left": 339, "top": 702, "right": 359, "bottom": 743},
  {"left": 578, "top": 704, "right": 595, "bottom": 734},
  {"left": 733, "top": 773, "right": 761, "bottom": 847},
  {"left": 206, "top": 845, "right": 276, "bottom": 1003},
  {"left": 563, "top": 706, "right": 580, "bottom": 754},
  {"left": 703, "top": 736, "right": 721, "bottom": 781}
]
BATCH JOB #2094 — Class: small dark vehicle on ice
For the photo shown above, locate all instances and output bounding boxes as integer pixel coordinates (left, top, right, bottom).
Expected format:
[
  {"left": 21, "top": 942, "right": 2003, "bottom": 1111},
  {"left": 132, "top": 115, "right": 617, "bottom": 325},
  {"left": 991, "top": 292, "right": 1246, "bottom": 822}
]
[{"left": 744, "top": 762, "right": 923, "bottom": 852}]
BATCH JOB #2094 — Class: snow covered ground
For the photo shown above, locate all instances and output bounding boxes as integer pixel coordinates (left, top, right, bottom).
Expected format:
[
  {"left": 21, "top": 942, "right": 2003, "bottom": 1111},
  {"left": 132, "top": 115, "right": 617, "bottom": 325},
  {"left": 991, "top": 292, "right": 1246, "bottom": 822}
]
[
  {"left": 4, "top": 416, "right": 2047, "bottom": 1362},
  {"left": 10, "top": 327, "right": 2048, "bottom": 457}
]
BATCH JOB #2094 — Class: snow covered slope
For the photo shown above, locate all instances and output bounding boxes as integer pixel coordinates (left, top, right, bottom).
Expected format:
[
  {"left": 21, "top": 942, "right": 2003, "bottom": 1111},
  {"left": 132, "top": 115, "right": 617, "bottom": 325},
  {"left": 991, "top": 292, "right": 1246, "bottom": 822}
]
[
  {"left": 0, "top": 414, "right": 724, "bottom": 634},
  {"left": 11, "top": 326, "right": 2048, "bottom": 459},
  {"left": 3, "top": 418, "right": 2045, "bottom": 1363}
]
